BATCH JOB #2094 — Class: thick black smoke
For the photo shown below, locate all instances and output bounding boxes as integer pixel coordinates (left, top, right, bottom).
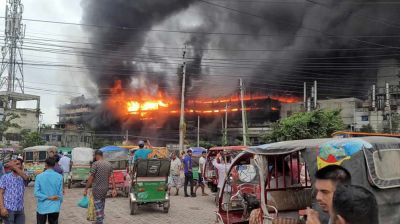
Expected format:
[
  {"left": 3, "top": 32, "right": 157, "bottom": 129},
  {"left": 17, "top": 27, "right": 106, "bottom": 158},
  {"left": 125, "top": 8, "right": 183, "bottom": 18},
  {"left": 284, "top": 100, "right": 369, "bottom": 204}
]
[{"left": 81, "top": 0, "right": 400, "bottom": 131}]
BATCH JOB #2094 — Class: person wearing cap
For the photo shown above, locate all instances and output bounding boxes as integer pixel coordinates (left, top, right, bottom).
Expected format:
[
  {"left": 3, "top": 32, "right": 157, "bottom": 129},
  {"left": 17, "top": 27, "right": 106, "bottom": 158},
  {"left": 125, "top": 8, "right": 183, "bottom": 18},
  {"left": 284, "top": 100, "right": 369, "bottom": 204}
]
[
  {"left": 58, "top": 152, "right": 72, "bottom": 185},
  {"left": 133, "top": 140, "right": 152, "bottom": 162},
  {"left": 84, "top": 150, "right": 116, "bottom": 224}
]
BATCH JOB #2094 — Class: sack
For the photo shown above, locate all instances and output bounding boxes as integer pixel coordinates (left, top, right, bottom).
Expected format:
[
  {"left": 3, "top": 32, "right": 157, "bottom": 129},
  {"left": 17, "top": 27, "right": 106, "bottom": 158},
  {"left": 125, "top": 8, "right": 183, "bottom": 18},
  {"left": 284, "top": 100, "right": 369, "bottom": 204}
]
[
  {"left": 87, "top": 192, "right": 96, "bottom": 221},
  {"left": 78, "top": 196, "right": 89, "bottom": 208}
]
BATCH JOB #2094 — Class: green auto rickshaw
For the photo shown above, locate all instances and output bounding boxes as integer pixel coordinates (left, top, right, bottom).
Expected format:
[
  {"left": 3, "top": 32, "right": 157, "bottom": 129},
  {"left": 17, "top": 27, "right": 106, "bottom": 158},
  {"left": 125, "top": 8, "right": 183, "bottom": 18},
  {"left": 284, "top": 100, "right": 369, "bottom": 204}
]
[
  {"left": 68, "top": 147, "right": 93, "bottom": 188},
  {"left": 129, "top": 158, "right": 170, "bottom": 215}
]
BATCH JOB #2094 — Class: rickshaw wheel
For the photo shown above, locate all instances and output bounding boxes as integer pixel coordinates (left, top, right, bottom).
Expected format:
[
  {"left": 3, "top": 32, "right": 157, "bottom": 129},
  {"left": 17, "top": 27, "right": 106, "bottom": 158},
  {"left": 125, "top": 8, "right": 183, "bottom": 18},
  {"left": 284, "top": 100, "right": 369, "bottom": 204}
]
[
  {"left": 162, "top": 201, "right": 170, "bottom": 213},
  {"left": 130, "top": 201, "right": 138, "bottom": 215}
]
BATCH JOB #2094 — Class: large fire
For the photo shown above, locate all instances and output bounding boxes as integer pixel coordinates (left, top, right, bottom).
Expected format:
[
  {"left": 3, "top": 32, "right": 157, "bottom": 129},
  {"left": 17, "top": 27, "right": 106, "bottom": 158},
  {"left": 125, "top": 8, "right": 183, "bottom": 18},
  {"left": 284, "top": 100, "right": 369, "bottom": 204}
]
[{"left": 107, "top": 80, "right": 300, "bottom": 120}]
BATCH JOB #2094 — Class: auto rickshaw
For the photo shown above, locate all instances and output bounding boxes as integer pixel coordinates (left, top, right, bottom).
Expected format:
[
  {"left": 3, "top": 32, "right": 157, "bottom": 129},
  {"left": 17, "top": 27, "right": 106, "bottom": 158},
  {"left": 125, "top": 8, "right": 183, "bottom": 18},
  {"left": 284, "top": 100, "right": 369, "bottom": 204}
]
[
  {"left": 68, "top": 147, "right": 94, "bottom": 188},
  {"left": 205, "top": 146, "right": 247, "bottom": 192},
  {"left": 216, "top": 137, "right": 400, "bottom": 224},
  {"left": 129, "top": 158, "right": 170, "bottom": 215},
  {"left": 23, "top": 145, "right": 57, "bottom": 180},
  {"left": 100, "top": 146, "right": 130, "bottom": 197},
  {"left": 58, "top": 147, "right": 73, "bottom": 159}
]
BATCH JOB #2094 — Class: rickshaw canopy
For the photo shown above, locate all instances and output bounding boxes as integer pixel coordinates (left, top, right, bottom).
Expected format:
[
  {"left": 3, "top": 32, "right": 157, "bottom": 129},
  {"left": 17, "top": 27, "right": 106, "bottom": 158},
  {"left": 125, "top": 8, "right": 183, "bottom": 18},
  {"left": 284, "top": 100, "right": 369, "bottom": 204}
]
[
  {"left": 71, "top": 147, "right": 94, "bottom": 165},
  {"left": 100, "top": 146, "right": 129, "bottom": 161},
  {"left": 247, "top": 137, "right": 400, "bottom": 224},
  {"left": 23, "top": 145, "right": 57, "bottom": 152}
]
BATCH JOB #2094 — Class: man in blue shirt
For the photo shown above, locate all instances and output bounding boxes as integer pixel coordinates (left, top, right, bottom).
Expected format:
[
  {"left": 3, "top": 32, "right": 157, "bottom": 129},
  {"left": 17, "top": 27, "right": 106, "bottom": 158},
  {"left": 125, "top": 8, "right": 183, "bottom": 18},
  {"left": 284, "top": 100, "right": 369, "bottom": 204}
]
[
  {"left": 133, "top": 140, "right": 152, "bottom": 162},
  {"left": 34, "top": 157, "right": 63, "bottom": 224},
  {"left": 183, "top": 149, "right": 196, "bottom": 197},
  {"left": 0, "top": 158, "right": 29, "bottom": 224}
]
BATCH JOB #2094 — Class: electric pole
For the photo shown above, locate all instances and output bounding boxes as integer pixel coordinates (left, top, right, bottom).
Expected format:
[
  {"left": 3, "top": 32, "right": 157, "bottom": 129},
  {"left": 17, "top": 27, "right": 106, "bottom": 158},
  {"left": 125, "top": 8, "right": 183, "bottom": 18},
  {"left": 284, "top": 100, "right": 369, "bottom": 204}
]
[
  {"left": 178, "top": 45, "right": 187, "bottom": 152},
  {"left": 240, "top": 78, "right": 248, "bottom": 146},
  {"left": 224, "top": 103, "right": 228, "bottom": 146},
  {"left": 0, "top": 0, "right": 26, "bottom": 95},
  {"left": 197, "top": 115, "right": 200, "bottom": 148}
]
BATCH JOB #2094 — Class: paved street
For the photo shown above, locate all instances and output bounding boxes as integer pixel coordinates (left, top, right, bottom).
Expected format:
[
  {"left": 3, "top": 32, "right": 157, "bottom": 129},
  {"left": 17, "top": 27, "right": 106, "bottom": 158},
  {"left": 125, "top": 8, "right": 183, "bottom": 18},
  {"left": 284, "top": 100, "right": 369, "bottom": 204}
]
[{"left": 24, "top": 186, "right": 216, "bottom": 224}]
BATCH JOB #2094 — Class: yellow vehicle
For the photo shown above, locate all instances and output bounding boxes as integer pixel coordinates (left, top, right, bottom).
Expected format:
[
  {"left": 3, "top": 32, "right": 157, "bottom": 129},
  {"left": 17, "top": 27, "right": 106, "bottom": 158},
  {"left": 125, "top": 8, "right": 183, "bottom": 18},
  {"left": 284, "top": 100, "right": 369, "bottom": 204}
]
[{"left": 23, "top": 145, "right": 57, "bottom": 180}]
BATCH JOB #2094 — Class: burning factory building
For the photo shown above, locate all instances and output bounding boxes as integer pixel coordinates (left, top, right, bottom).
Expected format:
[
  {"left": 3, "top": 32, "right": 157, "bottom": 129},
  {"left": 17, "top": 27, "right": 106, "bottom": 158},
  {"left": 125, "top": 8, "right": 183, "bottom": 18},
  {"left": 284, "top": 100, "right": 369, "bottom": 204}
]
[{"left": 69, "top": 0, "right": 400, "bottom": 145}]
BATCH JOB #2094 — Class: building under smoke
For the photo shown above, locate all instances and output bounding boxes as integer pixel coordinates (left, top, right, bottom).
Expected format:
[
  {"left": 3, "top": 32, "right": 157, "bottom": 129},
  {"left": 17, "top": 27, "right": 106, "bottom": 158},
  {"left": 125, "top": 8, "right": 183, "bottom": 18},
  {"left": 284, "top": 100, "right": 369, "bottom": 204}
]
[{"left": 73, "top": 0, "right": 400, "bottom": 144}]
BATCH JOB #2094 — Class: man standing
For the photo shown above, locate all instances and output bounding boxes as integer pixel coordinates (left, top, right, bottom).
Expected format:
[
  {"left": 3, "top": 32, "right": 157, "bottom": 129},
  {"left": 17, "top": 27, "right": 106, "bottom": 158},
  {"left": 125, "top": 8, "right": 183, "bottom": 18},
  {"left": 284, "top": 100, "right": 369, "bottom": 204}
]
[
  {"left": 195, "top": 151, "right": 208, "bottom": 196},
  {"left": 34, "top": 158, "right": 63, "bottom": 224},
  {"left": 332, "top": 184, "right": 378, "bottom": 224},
  {"left": 306, "top": 165, "right": 352, "bottom": 224},
  {"left": 0, "top": 159, "right": 29, "bottom": 224},
  {"left": 212, "top": 153, "right": 231, "bottom": 204},
  {"left": 84, "top": 150, "right": 117, "bottom": 224},
  {"left": 168, "top": 153, "right": 182, "bottom": 196},
  {"left": 133, "top": 140, "right": 152, "bottom": 162},
  {"left": 182, "top": 149, "right": 196, "bottom": 197},
  {"left": 58, "top": 152, "right": 71, "bottom": 185}
]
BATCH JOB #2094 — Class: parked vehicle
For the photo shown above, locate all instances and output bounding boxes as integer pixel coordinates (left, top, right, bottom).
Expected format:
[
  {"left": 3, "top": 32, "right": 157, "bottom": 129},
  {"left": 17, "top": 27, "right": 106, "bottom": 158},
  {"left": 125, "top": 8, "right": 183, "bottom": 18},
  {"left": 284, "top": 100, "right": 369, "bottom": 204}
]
[
  {"left": 216, "top": 137, "right": 400, "bottom": 224},
  {"left": 23, "top": 145, "right": 57, "bottom": 180},
  {"left": 68, "top": 147, "right": 93, "bottom": 188},
  {"left": 100, "top": 146, "right": 130, "bottom": 197},
  {"left": 58, "top": 147, "right": 73, "bottom": 158},
  {"left": 129, "top": 158, "right": 170, "bottom": 215},
  {"left": 204, "top": 146, "right": 247, "bottom": 192}
]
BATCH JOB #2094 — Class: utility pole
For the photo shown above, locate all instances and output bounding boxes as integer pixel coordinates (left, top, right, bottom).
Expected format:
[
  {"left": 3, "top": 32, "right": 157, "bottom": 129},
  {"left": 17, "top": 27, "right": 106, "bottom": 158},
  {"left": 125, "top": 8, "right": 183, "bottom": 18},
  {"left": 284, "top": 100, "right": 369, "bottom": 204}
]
[
  {"left": 385, "top": 82, "right": 392, "bottom": 133},
  {"left": 224, "top": 103, "right": 228, "bottom": 146},
  {"left": 314, "top": 80, "right": 318, "bottom": 109},
  {"left": 178, "top": 45, "right": 187, "bottom": 152},
  {"left": 303, "top": 82, "right": 307, "bottom": 111},
  {"left": 126, "top": 130, "right": 129, "bottom": 143},
  {"left": 240, "top": 78, "right": 247, "bottom": 146},
  {"left": 197, "top": 115, "right": 200, "bottom": 148}
]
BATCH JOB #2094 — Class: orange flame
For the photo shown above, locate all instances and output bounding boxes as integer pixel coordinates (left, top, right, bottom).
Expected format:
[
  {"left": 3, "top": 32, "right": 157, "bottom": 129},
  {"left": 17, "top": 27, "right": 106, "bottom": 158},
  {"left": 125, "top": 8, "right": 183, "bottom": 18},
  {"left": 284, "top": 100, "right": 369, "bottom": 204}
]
[{"left": 107, "top": 80, "right": 300, "bottom": 120}]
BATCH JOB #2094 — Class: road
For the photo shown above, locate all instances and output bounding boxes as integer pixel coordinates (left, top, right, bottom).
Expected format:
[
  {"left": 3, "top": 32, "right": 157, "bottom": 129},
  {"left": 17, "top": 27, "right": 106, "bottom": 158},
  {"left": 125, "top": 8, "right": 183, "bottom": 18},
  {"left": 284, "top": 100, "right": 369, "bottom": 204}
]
[{"left": 24, "top": 186, "right": 217, "bottom": 224}]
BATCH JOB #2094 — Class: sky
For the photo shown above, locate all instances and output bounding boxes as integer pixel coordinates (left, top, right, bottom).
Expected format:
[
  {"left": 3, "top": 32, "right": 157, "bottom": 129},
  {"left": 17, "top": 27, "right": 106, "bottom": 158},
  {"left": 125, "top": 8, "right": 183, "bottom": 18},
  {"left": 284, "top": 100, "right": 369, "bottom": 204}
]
[{"left": 0, "top": 0, "right": 93, "bottom": 124}]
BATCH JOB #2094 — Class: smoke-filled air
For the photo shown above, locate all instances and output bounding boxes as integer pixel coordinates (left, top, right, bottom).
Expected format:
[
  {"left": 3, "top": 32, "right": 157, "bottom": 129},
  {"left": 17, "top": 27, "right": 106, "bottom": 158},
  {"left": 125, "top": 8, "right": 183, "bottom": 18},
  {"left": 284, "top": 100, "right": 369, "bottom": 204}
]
[{"left": 80, "top": 0, "right": 400, "bottom": 131}]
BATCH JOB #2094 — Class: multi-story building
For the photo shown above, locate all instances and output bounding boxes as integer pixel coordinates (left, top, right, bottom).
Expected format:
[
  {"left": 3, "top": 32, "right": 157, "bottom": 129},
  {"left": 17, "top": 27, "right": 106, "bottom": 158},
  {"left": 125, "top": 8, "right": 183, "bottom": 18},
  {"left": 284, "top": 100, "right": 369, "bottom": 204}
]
[{"left": 58, "top": 95, "right": 98, "bottom": 130}]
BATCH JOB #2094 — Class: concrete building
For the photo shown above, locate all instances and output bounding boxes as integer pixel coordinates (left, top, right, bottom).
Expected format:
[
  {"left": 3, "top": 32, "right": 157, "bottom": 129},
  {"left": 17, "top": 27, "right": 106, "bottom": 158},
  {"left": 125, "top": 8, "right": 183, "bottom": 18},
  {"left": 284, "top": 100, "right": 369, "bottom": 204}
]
[
  {"left": 0, "top": 92, "right": 40, "bottom": 145},
  {"left": 281, "top": 97, "right": 364, "bottom": 130},
  {"left": 58, "top": 95, "right": 98, "bottom": 130},
  {"left": 41, "top": 128, "right": 94, "bottom": 148}
]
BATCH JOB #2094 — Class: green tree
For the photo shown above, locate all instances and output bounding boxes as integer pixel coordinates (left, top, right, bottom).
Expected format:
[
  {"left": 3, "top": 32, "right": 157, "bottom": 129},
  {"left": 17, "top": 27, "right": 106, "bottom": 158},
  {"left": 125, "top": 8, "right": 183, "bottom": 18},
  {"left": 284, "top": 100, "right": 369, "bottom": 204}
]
[
  {"left": 261, "top": 110, "right": 345, "bottom": 143},
  {"left": 0, "top": 113, "right": 20, "bottom": 141},
  {"left": 20, "top": 131, "right": 45, "bottom": 148}
]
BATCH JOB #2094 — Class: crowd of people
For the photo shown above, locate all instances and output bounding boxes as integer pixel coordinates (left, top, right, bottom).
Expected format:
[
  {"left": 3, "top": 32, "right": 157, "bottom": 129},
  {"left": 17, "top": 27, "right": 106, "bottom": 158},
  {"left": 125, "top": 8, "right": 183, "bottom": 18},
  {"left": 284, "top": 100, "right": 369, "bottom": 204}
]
[
  {"left": 168, "top": 149, "right": 209, "bottom": 197},
  {"left": 0, "top": 142, "right": 380, "bottom": 224},
  {"left": 0, "top": 151, "right": 72, "bottom": 224}
]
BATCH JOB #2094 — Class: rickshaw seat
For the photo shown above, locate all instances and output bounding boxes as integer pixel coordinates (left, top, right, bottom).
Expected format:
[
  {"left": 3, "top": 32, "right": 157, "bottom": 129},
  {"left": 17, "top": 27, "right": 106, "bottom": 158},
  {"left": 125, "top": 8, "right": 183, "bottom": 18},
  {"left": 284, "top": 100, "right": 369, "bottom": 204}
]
[
  {"left": 268, "top": 188, "right": 312, "bottom": 212},
  {"left": 135, "top": 159, "right": 170, "bottom": 177}
]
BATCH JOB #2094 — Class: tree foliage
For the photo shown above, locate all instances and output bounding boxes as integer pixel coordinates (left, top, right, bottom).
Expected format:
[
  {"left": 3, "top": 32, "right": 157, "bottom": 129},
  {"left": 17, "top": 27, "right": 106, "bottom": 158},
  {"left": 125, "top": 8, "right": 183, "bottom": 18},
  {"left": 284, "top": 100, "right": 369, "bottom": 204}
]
[
  {"left": 0, "top": 113, "right": 20, "bottom": 140},
  {"left": 189, "top": 140, "right": 216, "bottom": 149},
  {"left": 262, "top": 110, "right": 345, "bottom": 143},
  {"left": 20, "top": 131, "right": 45, "bottom": 148},
  {"left": 383, "top": 113, "right": 400, "bottom": 134}
]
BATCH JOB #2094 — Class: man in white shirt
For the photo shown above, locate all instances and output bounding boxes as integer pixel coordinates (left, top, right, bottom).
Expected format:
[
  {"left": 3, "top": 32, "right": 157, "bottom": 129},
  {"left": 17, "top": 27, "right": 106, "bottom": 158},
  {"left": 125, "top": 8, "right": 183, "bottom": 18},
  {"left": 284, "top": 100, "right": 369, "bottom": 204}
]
[
  {"left": 168, "top": 153, "right": 182, "bottom": 196},
  {"left": 212, "top": 153, "right": 231, "bottom": 205},
  {"left": 195, "top": 151, "right": 208, "bottom": 196},
  {"left": 58, "top": 152, "right": 72, "bottom": 184}
]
